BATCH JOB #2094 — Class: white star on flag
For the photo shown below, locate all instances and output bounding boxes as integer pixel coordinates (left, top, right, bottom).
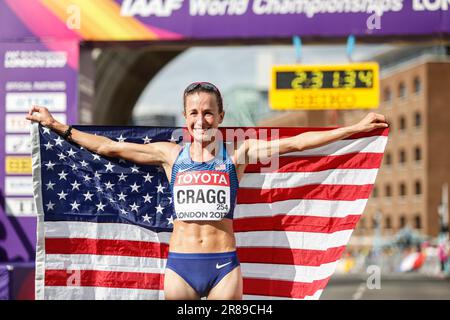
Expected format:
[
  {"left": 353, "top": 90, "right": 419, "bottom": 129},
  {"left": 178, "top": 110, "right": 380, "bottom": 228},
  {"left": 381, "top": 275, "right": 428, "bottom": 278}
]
[
  {"left": 92, "top": 154, "right": 101, "bottom": 161},
  {"left": 104, "top": 162, "right": 115, "bottom": 172},
  {"left": 142, "top": 136, "right": 152, "bottom": 144},
  {"left": 57, "top": 190, "right": 68, "bottom": 200},
  {"left": 58, "top": 170, "right": 68, "bottom": 180},
  {"left": 83, "top": 174, "right": 92, "bottom": 182},
  {"left": 94, "top": 171, "right": 102, "bottom": 179},
  {"left": 45, "top": 161, "right": 56, "bottom": 170},
  {"left": 117, "top": 134, "right": 127, "bottom": 142},
  {"left": 70, "top": 201, "right": 80, "bottom": 211},
  {"left": 117, "top": 192, "right": 127, "bottom": 201},
  {"left": 130, "top": 165, "right": 140, "bottom": 173},
  {"left": 54, "top": 136, "right": 64, "bottom": 146},
  {"left": 45, "top": 201, "right": 55, "bottom": 211},
  {"left": 96, "top": 202, "right": 106, "bottom": 212},
  {"left": 57, "top": 153, "right": 67, "bottom": 160},
  {"left": 155, "top": 204, "right": 164, "bottom": 214},
  {"left": 80, "top": 160, "right": 89, "bottom": 167},
  {"left": 156, "top": 183, "right": 165, "bottom": 193},
  {"left": 143, "top": 173, "right": 154, "bottom": 183},
  {"left": 118, "top": 173, "right": 127, "bottom": 182},
  {"left": 83, "top": 191, "right": 94, "bottom": 201},
  {"left": 104, "top": 181, "right": 115, "bottom": 190},
  {"left": 42, "top": 127, "right": 51, "bottom": 134},
  {"left": 142, "top": 214, "right": 152, "bottom": 223},
  {"left": 143, "top": 194, "right": 153, "bottom": 203},
  {"left": 130, "top": 183, "right": 140, "bottom": 193},
  {"left": 67, "top": 149, "right": 77, "bottom": 157},
  {"left": 167, "top": 216, "right": 174, "bottom": 225},
  {"left": 71, "top": 180, "right": 81, "bottom": 190},
  {"left": 45, "top": 181, "right": 55, "bottom": 190},
  {"left": 44, "top": 142, "right": 53, "bottom": 150},
  {"left": 129, "top": 202, "right": 140, "bottom": 212}
]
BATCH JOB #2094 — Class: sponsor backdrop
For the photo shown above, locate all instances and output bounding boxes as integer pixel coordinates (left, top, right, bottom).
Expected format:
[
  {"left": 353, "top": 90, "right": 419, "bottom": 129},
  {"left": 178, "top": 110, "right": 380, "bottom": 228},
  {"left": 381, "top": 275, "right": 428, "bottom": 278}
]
[
  {"left": 0, "top": 0, "right": 449, "bottom": 42},
  {"left": 0, "top": 41, "right": 78, "bottom": 266},
  {"left": 0, "top": 0, "right": 449, "bottom": 298}
]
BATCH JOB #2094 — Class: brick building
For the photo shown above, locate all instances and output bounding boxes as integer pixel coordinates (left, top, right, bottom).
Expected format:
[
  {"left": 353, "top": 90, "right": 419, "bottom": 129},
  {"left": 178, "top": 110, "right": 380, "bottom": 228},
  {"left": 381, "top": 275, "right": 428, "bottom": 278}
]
[{"left": 258, "top": 47, "right": 450, "bottom": 245}]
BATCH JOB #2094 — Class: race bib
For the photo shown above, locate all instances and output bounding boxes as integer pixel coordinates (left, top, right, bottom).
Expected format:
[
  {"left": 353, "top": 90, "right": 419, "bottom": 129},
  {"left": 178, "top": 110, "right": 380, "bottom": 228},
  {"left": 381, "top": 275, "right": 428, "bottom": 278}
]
[{"left": 173, "top": 170, "right": 230, "bottom": 220}]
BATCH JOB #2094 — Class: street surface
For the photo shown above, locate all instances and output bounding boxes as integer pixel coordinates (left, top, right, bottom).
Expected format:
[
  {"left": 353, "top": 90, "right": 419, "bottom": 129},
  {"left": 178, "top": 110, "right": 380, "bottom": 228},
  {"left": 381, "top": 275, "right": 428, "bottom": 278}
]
[{"left": 321, "top": 273, "right": 450, "bottom": 300}]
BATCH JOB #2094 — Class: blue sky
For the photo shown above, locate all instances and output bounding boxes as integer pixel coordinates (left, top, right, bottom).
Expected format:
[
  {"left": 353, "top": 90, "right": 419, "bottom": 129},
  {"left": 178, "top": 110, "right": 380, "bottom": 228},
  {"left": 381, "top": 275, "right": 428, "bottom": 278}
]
[{"left": 133, "top": 44, "right": 394, "bottom": 125}]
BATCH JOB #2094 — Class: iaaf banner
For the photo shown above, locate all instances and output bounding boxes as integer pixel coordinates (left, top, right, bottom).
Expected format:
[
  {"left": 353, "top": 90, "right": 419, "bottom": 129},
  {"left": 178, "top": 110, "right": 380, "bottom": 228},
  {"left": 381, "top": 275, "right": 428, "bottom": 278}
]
[
  {"left": 0, "top": 40, "right": 78, "bottom": 264},
  {"left": 0, "top": 0, "right": 449, "bottom": 41}
]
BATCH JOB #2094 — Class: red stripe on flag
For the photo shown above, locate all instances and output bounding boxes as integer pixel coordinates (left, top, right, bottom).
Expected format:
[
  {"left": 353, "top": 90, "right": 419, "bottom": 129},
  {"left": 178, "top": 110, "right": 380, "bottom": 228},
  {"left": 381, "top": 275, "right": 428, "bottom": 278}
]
[
  {"left": 218, "top": 127, "right": 388, "bottom": 141},
  {"left": 45, "top": 269, "right": 163, "bottom": 290},
  {"left": 233, "top": 214, "right": 360, "bottom": 233},
  {"left": 237, "top": 184, "right": 373, "bottom": 203},
  {"left": 45, "top": 238, "right": 345, "bottom": 266},
  {"left": 245, "top": 153, "right": 383, "bottom": 173},
  {"left": 243, "top": 276, "right": 331, "bottom": 299},
  {"left": 237, "top": 246, "right": 346, "bottom": 266},
  {"left": 45, "top": 238, "right": 169, "bottom": 258}
]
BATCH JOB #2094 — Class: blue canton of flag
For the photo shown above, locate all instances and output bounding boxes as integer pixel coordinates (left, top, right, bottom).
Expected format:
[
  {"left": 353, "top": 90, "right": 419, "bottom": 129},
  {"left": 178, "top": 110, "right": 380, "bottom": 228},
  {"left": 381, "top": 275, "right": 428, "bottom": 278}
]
[{"left": 38, "top": 125, "right": 183, "bottom": 232}]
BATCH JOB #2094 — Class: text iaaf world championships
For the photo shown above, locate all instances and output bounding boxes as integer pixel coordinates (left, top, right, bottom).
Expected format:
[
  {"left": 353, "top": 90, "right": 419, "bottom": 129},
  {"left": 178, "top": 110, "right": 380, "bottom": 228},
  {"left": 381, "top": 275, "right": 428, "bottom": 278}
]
[{"left": 120, "top": 0, "right": 450, "bottom": 18}]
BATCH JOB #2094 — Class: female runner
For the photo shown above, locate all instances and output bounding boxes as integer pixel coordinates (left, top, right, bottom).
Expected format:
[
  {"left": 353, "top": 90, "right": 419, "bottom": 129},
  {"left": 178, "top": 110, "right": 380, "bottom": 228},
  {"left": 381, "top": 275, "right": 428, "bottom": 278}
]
[{"left": 27, "top": 82, "right": 389, "bottom": 300}]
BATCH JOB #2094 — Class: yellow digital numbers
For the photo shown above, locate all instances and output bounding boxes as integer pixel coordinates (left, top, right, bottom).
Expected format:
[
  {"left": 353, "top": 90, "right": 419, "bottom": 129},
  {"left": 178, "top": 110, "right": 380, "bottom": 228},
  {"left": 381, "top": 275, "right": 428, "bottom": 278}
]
[{"left": 270, "top": 62, "right": 379, "bottom": 110}]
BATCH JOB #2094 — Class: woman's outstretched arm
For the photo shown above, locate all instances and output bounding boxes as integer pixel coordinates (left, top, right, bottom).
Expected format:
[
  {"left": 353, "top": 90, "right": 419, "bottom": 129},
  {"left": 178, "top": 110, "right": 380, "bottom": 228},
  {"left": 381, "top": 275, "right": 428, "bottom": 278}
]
[
  {"left": 239, "top": 112, "right": 389, "bottom": 163},
  {"left": 26, "top": 105, "right": 179, "bottom": 165}
]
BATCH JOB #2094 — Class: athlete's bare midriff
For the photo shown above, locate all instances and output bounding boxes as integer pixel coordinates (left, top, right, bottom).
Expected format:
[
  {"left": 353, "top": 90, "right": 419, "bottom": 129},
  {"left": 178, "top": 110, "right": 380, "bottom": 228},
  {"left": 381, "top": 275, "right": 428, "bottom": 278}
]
[{"left": 169, "top": 219, "right": 236, "bottom": 253}]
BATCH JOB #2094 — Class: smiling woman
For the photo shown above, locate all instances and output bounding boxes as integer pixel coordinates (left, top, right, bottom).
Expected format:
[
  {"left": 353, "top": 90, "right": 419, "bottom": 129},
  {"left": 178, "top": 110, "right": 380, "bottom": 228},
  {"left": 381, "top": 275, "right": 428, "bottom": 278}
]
[{"left": 26, "top": 80, "right": 388, "bottom": 300}]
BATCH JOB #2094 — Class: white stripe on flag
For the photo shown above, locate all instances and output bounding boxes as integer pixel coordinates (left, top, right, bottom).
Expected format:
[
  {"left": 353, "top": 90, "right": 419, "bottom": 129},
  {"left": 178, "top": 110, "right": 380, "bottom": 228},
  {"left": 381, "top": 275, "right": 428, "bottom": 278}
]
[
  {"left": 44, "top": 286, "right": 163, "bottom": 300},
  {"left": 241, "top": 261, "right": 338, "bottom": 282},
  {"left": 282, "top": 135, "right": 387, "bottom": 156},
  {"left": 45, "top": 221, "right": 354, "bottom": 251},
  {"left": 235, "top": 198, "right": 367, "bottom": 219},
  {"left": 45, "top": 254, "right": 337, "bottom": 283},
  {"left": 235, "top": 229, "right": 354, "bottom": 250},
  {"left": 240, "top": 169, "right": 378, "bottom": 189},
  {"left": 44, "top": 221, "right": 172, "bottom": 243},
  {"left": 45, "top": 254, "right": 166, "bottom": 273},
  {"left": 244, "top": 289, "right": 323, "bottom": 300}
]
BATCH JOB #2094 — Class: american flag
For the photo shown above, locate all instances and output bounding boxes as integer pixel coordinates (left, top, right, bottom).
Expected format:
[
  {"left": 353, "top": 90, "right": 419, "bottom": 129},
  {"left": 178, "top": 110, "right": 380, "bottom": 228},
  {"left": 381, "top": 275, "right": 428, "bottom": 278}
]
[{"left": 31, "top": 123, "right": 388, "bottom": 300}]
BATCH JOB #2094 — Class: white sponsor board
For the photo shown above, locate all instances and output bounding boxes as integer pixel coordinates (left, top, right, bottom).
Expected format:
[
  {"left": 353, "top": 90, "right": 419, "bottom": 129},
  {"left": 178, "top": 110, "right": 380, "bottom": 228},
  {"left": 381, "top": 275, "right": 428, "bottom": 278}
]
[
  {"left": 5, "top": 197, "right": 36, "bottom": 216},
  {"left": 6, "top": 92, "right": 67, "bottom": 112},
  {"left": 5, "top": 113, "right": 67, "bottom": 133},
  {"left": 6, "top": 134, "right": 31, "bottom": 154},
  {"left": 5, "top": 176, "right": 33, "bottom": 196}
]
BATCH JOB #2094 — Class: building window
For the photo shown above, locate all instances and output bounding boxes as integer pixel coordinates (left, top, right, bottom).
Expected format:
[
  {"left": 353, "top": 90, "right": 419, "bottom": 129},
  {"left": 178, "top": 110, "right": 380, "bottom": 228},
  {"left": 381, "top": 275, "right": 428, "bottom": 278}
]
[
  {"left": 385, "top": 152, "right": 392, "bottom": 166},
  {"left": 385, "top": 184, "right": 392, "bottom": 197},
  {"left": 383, "top": 87, "right": 392, "bottom": 103},
  {"left": 385, "top": 216, "right": 392, "bottom": 229},
  {"left": 399, "top": 116, "right": 406, "bottom": 131},
  {"left": 400, "top": 183, "right": 407, "bottom": 196},
  {"left": 399, "top": 149, "right": 406, "bottom": 164},
  {"left": 372, "top": 186, "right": 378, "bottom": 198},
  {"left": 359, "top": 218, "right": 366, "bottom": 230},
  {"left": 414, "top": 147, "right": 422, "bottom": 162},
  {"left": 415, "top": 180, "right": 422, "bottom": 195},
  {"left": 398, "top": 82, "right": 406, "bottom": 99},
  {"left": 414, "top": 112, "right": 422, "bottom": 127},
  {"left": 414, "top": 215, "right": 422, "bottom": 229},
  {"left": 372, "top": 217, "right": 378, "bottom": 229},
  {"left": 399, "top": 216, "right": 407, "bottom": 228},
  {"left": 413, "top": 77, "right": 421, "bottom": 94}
]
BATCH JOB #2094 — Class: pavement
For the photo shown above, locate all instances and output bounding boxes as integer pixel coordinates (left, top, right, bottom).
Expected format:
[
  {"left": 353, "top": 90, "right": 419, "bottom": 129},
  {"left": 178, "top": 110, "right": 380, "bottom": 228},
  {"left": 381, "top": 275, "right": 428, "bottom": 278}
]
[{"left": 320, "top": 272, "right": 450, "bottom": 300}]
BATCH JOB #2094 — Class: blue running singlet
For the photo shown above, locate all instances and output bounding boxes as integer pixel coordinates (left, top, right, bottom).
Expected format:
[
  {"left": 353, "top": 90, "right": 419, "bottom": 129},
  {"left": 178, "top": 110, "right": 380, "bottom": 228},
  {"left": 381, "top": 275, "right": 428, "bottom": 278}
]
[{"left": 169, "top": 141, "right": 239, "bottom": 221}]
